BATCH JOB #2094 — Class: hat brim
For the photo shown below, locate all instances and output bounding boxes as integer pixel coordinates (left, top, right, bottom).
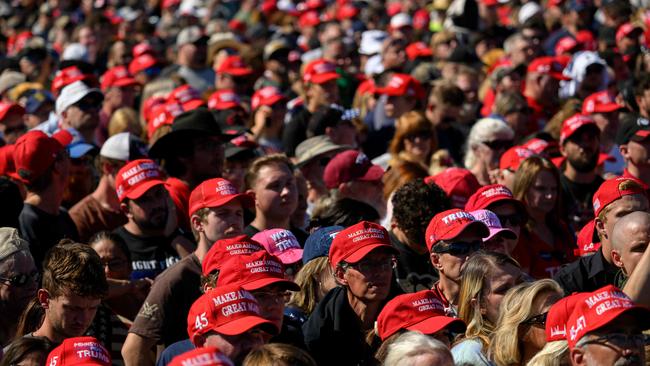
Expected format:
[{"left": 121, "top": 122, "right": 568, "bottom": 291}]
[
  {"left": 111, "top": 78, "right": 140, "bottom": 89},
  {"left": 343, "top": 243, "right": 398, "bottom": 264},
  {"left": 631, "top": 130, "right": 650, "bottom": 142},
  {"left": 295, "top": 144, "right": 350, "bottom": 167},
  {"left": 182, "top": 99, "right": 207, "bottom": 111},
  {"left": 213, "top": 101, "right": 240, "bottom": 110},
  {"left": 437, "top": 221, "right": 490, "bottom": 243},
  {"left": 277, "top": 249, "right": 304, "bottom": 264},
  {"left": 212, "top": 315, "right": 279, "bottom": 336},
  {"left": 241, "top": 277, "right": 301, "bottom": 292},
  {"left": 257, "top": 95, "right": 285, "bottom": 109},
  {"left": 358, "top": 164, "right": 385, "bottom": 182},
  {"left": 68, "top": 142, "right": 97, "bottom": 158},
  {"left": 406, "top": 316, "right": 467, "bottom": 337},
  {"left": 123, "top": 180, "right": 165, "bottom": 201},
  {"left": 149, "top": 128, "right": 231, "bottom": 158},
  {"left": 222, "top": 68, "right": 253, "bottom": 76},
  {"left": 591, "top": 103, "right": 624, "bottom": 113},
  {"left": 485, "top": 227, "right": 517, "bottom": 241},
  {"left": 550, "top": 72, "right": 571, "bottom": 81},
  {"left": 191, "top": 193, "right": 255, "bottom": 216},
  {"left": 310, "top": 73, "right": 340, "bottom": 84}
]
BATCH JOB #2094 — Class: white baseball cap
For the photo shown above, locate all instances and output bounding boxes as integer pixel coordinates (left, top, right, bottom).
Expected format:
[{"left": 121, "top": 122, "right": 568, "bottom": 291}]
[
  {"left": 100, "top": 132, "right": 149, "bottom": 162},
  {"left": 55, "top": 80, "right": 103, "bottom": 116}
]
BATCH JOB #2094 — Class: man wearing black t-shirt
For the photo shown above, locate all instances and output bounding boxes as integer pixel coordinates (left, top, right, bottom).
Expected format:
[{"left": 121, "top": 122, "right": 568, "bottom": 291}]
[
  {"left": 13, "top": 130, "right": 79, "bottom": 268},
  {"left": 113, "top": 159, "right": 185, "bottom": 280},
  {"left": 558, "top": 114, "right": 604, "bottom": 231}
]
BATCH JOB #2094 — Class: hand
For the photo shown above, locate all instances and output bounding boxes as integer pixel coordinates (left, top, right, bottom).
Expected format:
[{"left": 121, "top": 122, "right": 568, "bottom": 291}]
[
  {"left": 130, "top": 278, "right": 153, "bottom": 299},
  {"left": 251, "top": 106, "right": 273, "bottom": 137}
]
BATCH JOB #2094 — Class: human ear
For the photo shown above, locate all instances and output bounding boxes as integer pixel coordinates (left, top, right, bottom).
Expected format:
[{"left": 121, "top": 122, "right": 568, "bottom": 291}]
[{"left": 38, "top": 289, "right": 50, "bottom": 309}]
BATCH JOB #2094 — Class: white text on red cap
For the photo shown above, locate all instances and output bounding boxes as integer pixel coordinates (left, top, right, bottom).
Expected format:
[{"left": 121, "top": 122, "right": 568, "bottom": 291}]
[{"left": 441, "top": 211, "right": 475, "bottom": 225}]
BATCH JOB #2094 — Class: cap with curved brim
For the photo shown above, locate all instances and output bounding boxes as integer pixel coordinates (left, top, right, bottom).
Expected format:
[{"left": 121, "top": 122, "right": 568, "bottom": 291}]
[
  {"left": 150, "top": 130, "right": 231, "bottom": 158},
  {"left": 182, "top": 99, "right": 206, "bottom": 110},
  {"left": 343, "top": 243, "right": 398, "bottom": 264},
  {"left": 194, "top": 192, "right": 255, "bottom": 215},
  {"left": 212, "top": 315, "right": 279, "bottom": 336},
  {"left": 240, "top": 277, "right": 301, "bottom": 292},
  {"left": 125, "top": 180, "right": 165, "bottom": 201},
  {"left": 358, "top": 164, "right": 385, "bottom": 182},
  {"left": 311, "top": 72, "right": 340, "bottom": 84},
  {"left": 276, "top": 249, "right": 304, "bottom": 265},
  {"left": 223, "top": 67, "right": 253, "bottom": 76},
  {"left": 436, "top": 221, "right": 490, "bottom": 243},
  {"left": 112, "top": 78, "right": 139, "bottom": 88},
  {"left": 406, "top": 316, "right": 467, "bottom": 337},
  {"left": 486, "top": 197, "right": 528, "bottom": 218},
  {"left": 485, "top": 227, "right": 517, "bottom": 241},
  {"left": 68, "top": 142, "right": 97, "bottom": 158}
]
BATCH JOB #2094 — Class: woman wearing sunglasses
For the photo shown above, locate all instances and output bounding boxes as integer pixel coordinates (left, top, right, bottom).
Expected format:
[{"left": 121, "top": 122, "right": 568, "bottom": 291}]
[
  {"left": 452, "top": 251, "right": 523, "bottom": 366},
  {"left": 512, "top": 156, "right": 576, "bottom": 279},
  {"left": 385, "top": 111, "right": 438, "bottom": 171},
  {"left": 464, "top": 118, "right": 515, "bottom": 186},
  {"left": 489, "top": 279, "right": 564, "bottom": 366}
]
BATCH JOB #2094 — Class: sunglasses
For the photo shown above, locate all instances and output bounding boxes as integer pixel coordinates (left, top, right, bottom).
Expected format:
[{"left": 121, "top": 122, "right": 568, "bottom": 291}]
[
  {"left": 483, "top": 139, "right": 513, "bottom": 151},
  {"left": 0, "top": 271, "right": 40, "bottom": 287},
  {"left": 522, "top": 312, "right": 547, "bottom": 327},
  {"left": 432, "top": 240, "right": 482, "bottom": 256},
  {"left": 497, "top": 214, "right": 523, "bottom": 227},
  {"left": 405, "top": 131, "right": 432, "bottom": 141},
  {"left": 74, "top": 98, "right": 101, "bottom": 112}
]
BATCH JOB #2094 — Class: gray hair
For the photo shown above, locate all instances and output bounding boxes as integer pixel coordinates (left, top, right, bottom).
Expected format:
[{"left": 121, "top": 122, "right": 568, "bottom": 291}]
[
  {"left": 504, "top": 33, "right": 524, "bottom": 54},
  {"left": 383, "top": 332, "right": 453, "bottom": 366},
  {"left": 464, "top": 118, "right": 514, "bottom": 169}
]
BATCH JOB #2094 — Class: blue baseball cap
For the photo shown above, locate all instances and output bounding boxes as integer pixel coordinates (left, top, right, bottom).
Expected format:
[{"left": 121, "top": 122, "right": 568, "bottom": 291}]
[
  {"left": 24, "top": 90, "right": 54, "bottom": 114},
  {"left": 303, "top": 225, "right": 344, "bottom": 264},
  {"left": 64, "top": 128, "right": 97, "bottom": 159}
]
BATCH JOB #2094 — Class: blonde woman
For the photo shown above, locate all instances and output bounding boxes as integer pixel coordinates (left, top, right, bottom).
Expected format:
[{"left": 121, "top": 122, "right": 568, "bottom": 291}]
[
  {"left": 452, "top": 251, "right": 523, "bottom": 366},
  {"left": 489, "top": 279, "right": 564, "bottom": 366}
]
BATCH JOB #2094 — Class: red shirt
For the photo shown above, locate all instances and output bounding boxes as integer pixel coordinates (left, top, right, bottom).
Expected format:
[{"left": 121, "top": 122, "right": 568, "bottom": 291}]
[
  {"left": 526, "top": 95, "right": 557, "bottom": 131},
  {"left": 431, "top": 282, "right": 457, "bottom": 317},
  {"left": 512, "top": 223, "right": 576, "bottom": 279}
]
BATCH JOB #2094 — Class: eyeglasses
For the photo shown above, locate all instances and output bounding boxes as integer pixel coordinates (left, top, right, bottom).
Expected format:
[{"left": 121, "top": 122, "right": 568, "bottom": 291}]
[
  {"left": 344, "top": 256, "right": 397, "bottom": 273},
  {"left": 0, "top": 271, "right": 40, "bottom": 287},
  {"left": 522, "top": 312, "right": 547, "bottom": 327},
  {"left": 405, "top": 131, "right": 432, "bottom": 141},
  {"left": 432, "top": 240, "right": 482, "bottom": 256},
  {"left": 482, "top": 139, "right": 513, "bottom": 151},
  {"left": 583, "top": 333, "right": 650, "bottom": 349},
  {"left": 74, "top": 98, "right": 101, "bottom": 112},
  {"left": 496, "top": 214, "right": 523, "bottom": 227}
]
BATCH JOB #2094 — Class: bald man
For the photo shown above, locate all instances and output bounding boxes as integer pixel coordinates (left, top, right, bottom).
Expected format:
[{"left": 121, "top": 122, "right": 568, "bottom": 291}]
[{"left": 611, "top": 211, "right": 650, "bottom": 277}]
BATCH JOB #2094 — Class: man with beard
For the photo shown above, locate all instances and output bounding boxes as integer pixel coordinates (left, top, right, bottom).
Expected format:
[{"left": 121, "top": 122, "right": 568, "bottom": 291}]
[
  {"left": 113, "top": 159, "right": 183, "bottom": 280},
  {"left": 567, "top": 285, "right": 650, "bottom": 366},
  {"left": 0, "top": 228, "right": 38, "bottom": 347},
  {"left": 618, "top": 97, "right": 650, "bottom": 187},
  {"left": 558, "top": 114, "right": 604, "bottom": 231}
]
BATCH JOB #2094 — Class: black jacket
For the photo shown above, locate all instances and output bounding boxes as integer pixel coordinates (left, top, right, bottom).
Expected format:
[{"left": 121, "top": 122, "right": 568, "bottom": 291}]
[
  {"left": 302, "top": 286, "right": 374, "bottom": 366},
  {"left": 553, "top": 249, "right": 621, "bottom": 295}
]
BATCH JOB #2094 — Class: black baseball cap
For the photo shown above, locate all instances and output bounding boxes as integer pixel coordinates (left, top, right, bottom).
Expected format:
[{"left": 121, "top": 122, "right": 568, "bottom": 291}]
[{"left": 615, "top": 114, "right": 650, "bottom": 145}]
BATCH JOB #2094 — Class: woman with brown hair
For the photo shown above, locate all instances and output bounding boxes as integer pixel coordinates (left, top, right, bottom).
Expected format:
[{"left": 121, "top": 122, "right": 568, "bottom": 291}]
[
  {"left": 512, "top": 156, "right": 576, "bottom": 279},
  {"left": 387, "top": 111, "right": 438, "bottom": 170}
]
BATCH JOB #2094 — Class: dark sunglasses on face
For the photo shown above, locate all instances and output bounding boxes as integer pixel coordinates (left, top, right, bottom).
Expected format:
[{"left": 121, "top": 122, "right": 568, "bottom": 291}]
[
  {"left": 497, "top": 214, "right": 523, "bottom": 227},
  {"left": 483, "top": 139, "right": 513, "bottom": 151},
  {"left": 405, "top": 131, "right": 432, "bottom": 141},
  {"left": 74, "top": 98, "right": 101, "bottom": 112},
  {"left": 0, "top": 270, "right": 40, "bottom": 287},
  {"left": 432, "top": 240, "right": 482, "bottom": 256},
  {"left": 522, "top": 312, "right": 547, "bottom": 327}
]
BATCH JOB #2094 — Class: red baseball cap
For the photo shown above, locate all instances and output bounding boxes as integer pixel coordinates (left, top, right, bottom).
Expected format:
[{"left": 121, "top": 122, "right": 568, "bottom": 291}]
[
  {"left": 375, "top": 73, "right": 425, "bottom": 99},
  {"left": 425, "top": 209, "right": 489, "bottom": 251},
  {"left": 575, "top": 30, "right": 597, "bottom": 51},
  {"left": 545, "top": 293, "right": 589, "bottom": 342},
  {"left": 252, "top": 229, "right": 303, "bottom": 265},
  {"left": 413, "top": 9, "right": 430, "bottom": 30},
  {"left": 323, "top": 150, "right": 384, "bottom": 189},
  {"left": 582, "top": 91, "right": 623, "bottom": 114},
  {"left": 187, "top": 284, "right": 278, "bottom": 346},
  {"left": 169, "top": 347, "right": 233, "bottom": 366},
  {"left": 115, "top": 159, "right": 165, "bottom": 202},
  {"left": 574, "top": 220, "right": 600, "bottom": 257},
  {"left": 566, "top": 285, "right": 650, "bottom": 349},
  {"left": 147, "top": 101, "right": 183, "bottom": 139},
  {"left": 464, "top": 184, "right": 525, "bottom": 213},
  {"left": 425, "top": 167, "right": 481, "bottom": 209},
  {"left": 133, "top": 42, "right": 154, "bottom": 58},
  {"left": 336, "top": 3, "right": 359, "bottom": 20},
  {"left": 101, "top": 66, "right": 138, "bottom": 91},
  {"left": 202, "top": 235, "right": 265, "bottom": 275},
  {"left": 216, "top": 250, "right": 300, "bottom": 291},
  {"left": 499, "top": 146, "right": 534, "bottom": 171},
  {"left": 142, "top": 96, "right": 167, "bottom": 122},
  {"left": 51, "top": 66, "right": 94, "bottom": 95},
  {"left": 303, "top": 59, "right": 339, "bottom": 84},
  {"left": 216, "top": 55, "right": 253, "bottom": 76},
  {"left": 11, "top": 130, "right": 72, "bottom": 184},
  {"left": 376, "top": 290, "right": 466, "bottom": 341},
  {"left": 188, "top": 177, "right": 253, "bottom": 216},
  {"left": 554, "top": 36, "right": 579, "bottom": 56},
  {"left": 168, "top": 85, "right": 205, "bottom": 111},
  {"left": 329, "top": 221, "right": 397, "bottom": 269},
  {"left": 616, "top": 22, "right": 643, "bottom": 44},
  {"left": 129, "top": 54, "right": 160, "bottom": 75},
  {"left": 208, "top": 89, "right": 242, "bottom": 110},
  {"left": 592, "top": 177, "right": 647, "bottom": 217},
  {"left": 406, "top": 42, "right": 433, "bottom": 61},
  {"left": 527, "top": 56, "right": 571, "bottom": 80},
  {"left": 521, "top": 138, "right": 557, "bottom": 155},
  {"left": 251, "top": 86, "right": 285, "bottom": 111},
  {"left": 298, "top": 11, "right": 321, "bottom": 28},
  {"left": 46, "top": 336, "right": 111, "bottom": 366},
  {"left": 0, "top": 102, "right": 25, "bottom": 121},
  {"left": 559, "top": 113, "right": 598, "bottom": 145},
  {"left": 0, "top": 144, "right": 15, "bottom": 176}
]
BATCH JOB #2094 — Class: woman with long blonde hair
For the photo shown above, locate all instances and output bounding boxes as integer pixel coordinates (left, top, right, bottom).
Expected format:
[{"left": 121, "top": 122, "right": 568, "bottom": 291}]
[
  {"left": 512, "top": 156, "right": 575, "bottom": 278},
  {"left": 452, "top": 251, "right": 523, "bottom": 366},
  {"left": 489, "top": 279, "right": 564, "bottom": 366}
]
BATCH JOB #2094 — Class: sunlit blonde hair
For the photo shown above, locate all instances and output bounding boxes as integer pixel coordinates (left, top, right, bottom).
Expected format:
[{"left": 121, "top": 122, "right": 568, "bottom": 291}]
[
  {"left": 108, "top": 107, "right": 141, "bottom": 138},
  {"left": 287, "top": 257, "right": 330, "bottom": 315},
  {"left": 512, "top": 156, "right": 562, "bottom": 231},
  {"left": 489, "top": 279, "right": 564, "bottom": 366},
  {"left": 526, "top": 340, "right": 570, "bottom": 366},
  {"left": 456, "top": 252, "right": 521, "bottom": 351}
]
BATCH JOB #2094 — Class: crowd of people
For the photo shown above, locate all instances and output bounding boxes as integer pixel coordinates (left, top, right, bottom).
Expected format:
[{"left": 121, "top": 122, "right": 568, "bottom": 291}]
[{"left": 1, "top": 0, "right": 650, "bottom": 365}]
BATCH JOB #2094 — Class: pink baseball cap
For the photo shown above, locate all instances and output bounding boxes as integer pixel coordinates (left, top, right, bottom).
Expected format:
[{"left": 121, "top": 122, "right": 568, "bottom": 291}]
[
  {"left": 252, "top": 229, "right": 303, "bottom": 265},
  {"left": 469, "top": 209, "right": 517, "bottom": 241}
]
